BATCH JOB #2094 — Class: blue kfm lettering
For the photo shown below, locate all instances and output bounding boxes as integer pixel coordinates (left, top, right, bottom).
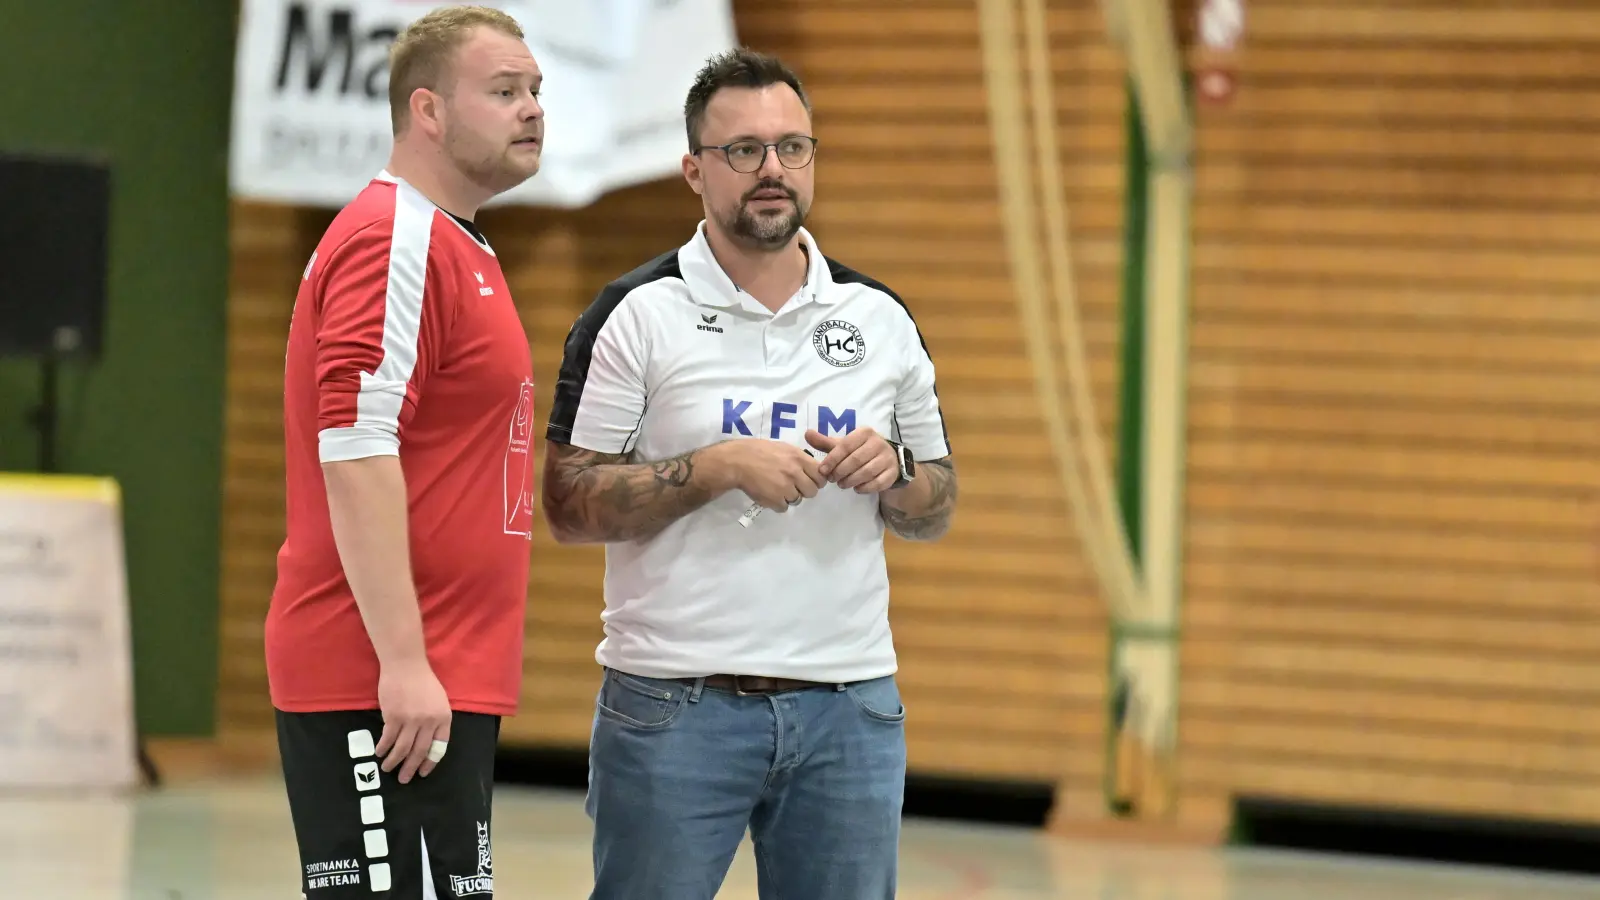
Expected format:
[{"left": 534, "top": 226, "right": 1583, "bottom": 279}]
[{"left": 722, "top": 399, "right": 857, "bottom": 439}]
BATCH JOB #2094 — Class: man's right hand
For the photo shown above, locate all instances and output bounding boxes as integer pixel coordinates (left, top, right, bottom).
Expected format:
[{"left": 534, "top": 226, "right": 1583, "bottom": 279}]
[
  {"left": 375, "top": 658, "right": 453, "bottom": 784},
  {"left": 710, "top": 439, "right": 827, "bottom": 512}
]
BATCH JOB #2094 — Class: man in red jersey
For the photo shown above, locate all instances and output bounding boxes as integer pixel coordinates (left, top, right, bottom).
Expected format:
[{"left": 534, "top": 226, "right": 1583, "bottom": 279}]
[{"left": 264, "top": 6, "right": 542, "bottom": 897}]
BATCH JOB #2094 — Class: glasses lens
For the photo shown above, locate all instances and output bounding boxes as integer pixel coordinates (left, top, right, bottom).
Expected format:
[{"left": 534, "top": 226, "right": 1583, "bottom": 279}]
[
  {"left": 777, "top": 137, "right": 814, "bottom": 169},
  {"left": 726, "top": 140, "right": 765, "bottom": 173}
]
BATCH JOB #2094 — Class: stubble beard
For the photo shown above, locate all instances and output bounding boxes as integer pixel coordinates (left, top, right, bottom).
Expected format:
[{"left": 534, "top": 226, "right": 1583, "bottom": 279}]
[
  {"left": 444, "top": 123, "right": 536, "bottom": 194},
  {"left": 723, "top": 199, "right": 805, "bottom": 251}
]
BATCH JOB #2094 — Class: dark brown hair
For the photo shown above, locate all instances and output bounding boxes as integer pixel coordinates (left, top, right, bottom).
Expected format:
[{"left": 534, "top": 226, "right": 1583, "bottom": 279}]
[{"left": 683, "top": 48, "right": 810, "bottom": 149}]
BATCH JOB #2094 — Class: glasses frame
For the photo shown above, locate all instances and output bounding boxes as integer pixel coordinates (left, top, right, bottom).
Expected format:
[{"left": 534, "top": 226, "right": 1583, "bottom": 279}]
[{"left": 693, "top": 135, "right": 818, "bottom": 174}]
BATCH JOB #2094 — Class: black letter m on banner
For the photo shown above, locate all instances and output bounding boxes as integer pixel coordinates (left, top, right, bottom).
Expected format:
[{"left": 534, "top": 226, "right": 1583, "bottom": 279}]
[
  {"left": 273, "top": 4, "right": 398, "bottom": 97},
  {"left": 275, "top": 4, "right": 356, "bottom": 93}
]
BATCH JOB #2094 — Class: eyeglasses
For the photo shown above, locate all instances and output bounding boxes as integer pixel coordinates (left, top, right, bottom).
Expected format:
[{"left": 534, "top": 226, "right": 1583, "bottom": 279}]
[{"left": 694, "top": 136, "right": 817, "bottom": 174}]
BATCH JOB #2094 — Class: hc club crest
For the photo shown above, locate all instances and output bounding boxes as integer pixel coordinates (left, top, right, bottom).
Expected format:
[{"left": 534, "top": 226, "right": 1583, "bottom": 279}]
[{"left": 812, "top": 319, "right": 865, "bottom": 368}]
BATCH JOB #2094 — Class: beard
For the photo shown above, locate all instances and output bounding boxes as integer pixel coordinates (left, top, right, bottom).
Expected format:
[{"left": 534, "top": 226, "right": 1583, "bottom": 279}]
[
  {"left": 717, "top": 180, "right": 807, "bottom": 250},
  {"left": 443, "top": 122, "right": 539, "bottom": 193}
]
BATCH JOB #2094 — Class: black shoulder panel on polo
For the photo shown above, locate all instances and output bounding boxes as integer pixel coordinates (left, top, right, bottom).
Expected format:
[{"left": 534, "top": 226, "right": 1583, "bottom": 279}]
[
  {"left": 545, "top": 250, "right": 682, "bottom": 443},
  {"left": 825, "top": 256, "right": 952, "bottom": 456}
]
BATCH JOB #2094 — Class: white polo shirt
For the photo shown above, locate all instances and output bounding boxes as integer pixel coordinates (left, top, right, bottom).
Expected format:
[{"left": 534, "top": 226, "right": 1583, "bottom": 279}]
[{"left": 545, "top": 222, "right": 951, "bottom": 683}]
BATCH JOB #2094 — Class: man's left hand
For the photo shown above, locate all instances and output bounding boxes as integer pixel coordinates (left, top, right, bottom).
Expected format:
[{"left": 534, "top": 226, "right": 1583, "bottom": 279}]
[{"left": 805, "top": 428, "right": 900, "bottom": 494}]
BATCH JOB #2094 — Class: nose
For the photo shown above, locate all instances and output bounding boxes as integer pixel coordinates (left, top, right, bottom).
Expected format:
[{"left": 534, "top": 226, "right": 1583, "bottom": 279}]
[
  {"left": 757, "top": 145, "right": 785, "bottom": 178},
  {"left": 522, "top": 92, "right": 543, "bottom": 121}
]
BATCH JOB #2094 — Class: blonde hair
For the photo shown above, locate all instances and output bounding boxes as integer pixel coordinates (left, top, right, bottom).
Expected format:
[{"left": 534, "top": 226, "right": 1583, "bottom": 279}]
[{"left": 388, "top": 5, "right": 525, "bottom": 135}]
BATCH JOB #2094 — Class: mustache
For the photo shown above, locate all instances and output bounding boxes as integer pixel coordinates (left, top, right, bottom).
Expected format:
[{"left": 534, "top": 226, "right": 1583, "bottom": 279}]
[{"left": 742, "top": 180, "right": 795, "bottom": 203}]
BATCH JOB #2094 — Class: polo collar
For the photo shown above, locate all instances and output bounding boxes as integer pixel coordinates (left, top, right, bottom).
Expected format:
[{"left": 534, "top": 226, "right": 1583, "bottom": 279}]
[{"left": 679, "top": 221, "right": 834, "bottom": 314}]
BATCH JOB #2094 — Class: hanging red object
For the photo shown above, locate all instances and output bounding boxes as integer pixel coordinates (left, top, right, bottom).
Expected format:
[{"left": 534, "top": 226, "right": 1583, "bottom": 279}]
[{"left": 1193, "top": 0, "right": 1244, "bottom": 106}]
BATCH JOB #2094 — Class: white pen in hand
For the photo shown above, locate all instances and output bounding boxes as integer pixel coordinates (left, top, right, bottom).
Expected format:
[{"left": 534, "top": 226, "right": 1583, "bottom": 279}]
[{"left": 737, "top": 449, "right": 822, "bottom": 528}]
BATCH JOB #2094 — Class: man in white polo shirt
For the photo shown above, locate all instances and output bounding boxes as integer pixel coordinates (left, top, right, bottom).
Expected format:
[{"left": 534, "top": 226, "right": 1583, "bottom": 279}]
[{"left": 540, "top": 48, "right": 957, "bottom": 900}]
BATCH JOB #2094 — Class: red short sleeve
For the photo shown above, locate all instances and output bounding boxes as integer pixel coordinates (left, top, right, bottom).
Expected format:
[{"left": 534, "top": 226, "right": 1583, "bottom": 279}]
[{"left": 314, "top": 205, "right": 450, "bottom": 463}]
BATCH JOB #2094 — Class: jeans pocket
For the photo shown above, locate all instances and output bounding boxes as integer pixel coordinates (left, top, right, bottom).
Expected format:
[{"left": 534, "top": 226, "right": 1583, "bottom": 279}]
[
  {"left": 845, "top": 675, "right": 907, "bottom": 724},
  {"left": 596, "top": 669, "right": 687, "bottom": 730}
]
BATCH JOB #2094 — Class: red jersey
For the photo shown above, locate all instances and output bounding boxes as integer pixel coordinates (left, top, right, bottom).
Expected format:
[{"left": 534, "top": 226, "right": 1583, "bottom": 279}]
[{"left": 266, "top": 172, "right": 535, "bottom": 716}]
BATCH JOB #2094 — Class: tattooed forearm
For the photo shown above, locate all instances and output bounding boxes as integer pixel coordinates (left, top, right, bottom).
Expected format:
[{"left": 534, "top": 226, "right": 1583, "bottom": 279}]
[
  {"left": 541, "top": 442, "right": 724, "bottom": 544},
  {"left": 879, "top": 457, "right": 958, "bottom": 542}
]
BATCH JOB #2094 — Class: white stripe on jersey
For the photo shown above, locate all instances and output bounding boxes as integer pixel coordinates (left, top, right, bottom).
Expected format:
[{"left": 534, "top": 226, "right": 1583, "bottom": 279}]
[{"left": 317, "top": 182, "right": 434, "bottom": 463}]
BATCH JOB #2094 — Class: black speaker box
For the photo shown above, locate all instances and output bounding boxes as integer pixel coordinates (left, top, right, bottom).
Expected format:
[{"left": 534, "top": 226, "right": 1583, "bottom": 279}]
[{"left": 0, "top": 151, "right": 112, "bottom": 360}]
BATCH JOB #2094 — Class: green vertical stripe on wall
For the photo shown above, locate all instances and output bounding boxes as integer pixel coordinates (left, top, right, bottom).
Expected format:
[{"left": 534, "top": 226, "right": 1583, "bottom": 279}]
[
  {"left": 0, "top": 1, "right": 235, "bottom": 736},
  {"left": 1116, "top": 79, "right": 1149, "bottom": 567}
]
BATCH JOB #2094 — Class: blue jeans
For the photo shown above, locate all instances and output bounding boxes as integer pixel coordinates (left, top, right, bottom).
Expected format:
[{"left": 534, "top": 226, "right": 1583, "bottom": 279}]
[{"left": 585, "top": 668, "right": 908, "bottom": 900}]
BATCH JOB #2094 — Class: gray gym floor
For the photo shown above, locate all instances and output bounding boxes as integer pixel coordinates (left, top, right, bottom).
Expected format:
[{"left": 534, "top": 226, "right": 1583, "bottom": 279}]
[{"left": 5, "top": 775, "right": 1599, "bottom": 898}]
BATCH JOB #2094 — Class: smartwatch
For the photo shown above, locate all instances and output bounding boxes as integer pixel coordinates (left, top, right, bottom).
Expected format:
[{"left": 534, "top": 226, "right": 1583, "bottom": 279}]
[{"left": 887, "top": 440, "right": 916, "bottom": 489}]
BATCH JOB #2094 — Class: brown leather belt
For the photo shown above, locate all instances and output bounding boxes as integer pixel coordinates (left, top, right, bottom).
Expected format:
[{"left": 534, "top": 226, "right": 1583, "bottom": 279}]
[{"left": 699, "top": 674, "right": 831, "bottom": 695}]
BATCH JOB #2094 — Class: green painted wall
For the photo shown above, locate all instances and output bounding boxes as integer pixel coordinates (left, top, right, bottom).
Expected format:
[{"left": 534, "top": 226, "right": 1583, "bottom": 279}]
[{"left": 0, "top": 3, "right": 235, "bottom": 735}]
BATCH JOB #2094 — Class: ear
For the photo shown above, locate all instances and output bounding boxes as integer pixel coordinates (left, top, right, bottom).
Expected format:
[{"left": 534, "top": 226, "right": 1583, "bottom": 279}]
[
  {"left": 409, "top": 88, "right": 444, "bottom": 137},
  {"left": 682, "top": 152, "right": 705, "bottom": 196}
]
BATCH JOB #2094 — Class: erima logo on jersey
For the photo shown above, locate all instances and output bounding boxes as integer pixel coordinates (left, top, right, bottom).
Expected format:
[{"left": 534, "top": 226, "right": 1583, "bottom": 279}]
[
  {"left": 353, "top": 761, "right": 380, "bottom": 791},
  {"left": 722, "top": 399, "right": 856, "bottom": 439},
  {"left": 697, "top": 313, "right": 723, "bottom": 334},
  {"left": 475, "top": 271, "right": 494, "bottom": 296}
]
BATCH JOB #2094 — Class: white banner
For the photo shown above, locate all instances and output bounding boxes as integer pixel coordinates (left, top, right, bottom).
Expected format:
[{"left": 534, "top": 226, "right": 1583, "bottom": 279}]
[
  {"left": 229, "top": 0, "right": 738, "bottom": 208},
  {"left": 0, "top": 476, "right": 138, "bottom": 791}
]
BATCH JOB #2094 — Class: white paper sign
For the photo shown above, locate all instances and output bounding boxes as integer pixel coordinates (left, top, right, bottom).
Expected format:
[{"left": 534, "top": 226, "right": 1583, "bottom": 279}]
[
  {"left": 228, "top": 0, "right": 738, "bottom": 208},
  {"left": 0, "top": 476, "right": 138, "bottom": 790}
]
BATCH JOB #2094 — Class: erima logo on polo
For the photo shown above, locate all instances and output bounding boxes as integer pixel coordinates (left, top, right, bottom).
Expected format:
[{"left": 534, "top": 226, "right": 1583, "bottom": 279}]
[
  {"left": 697, "top": 313, "right": 723, "bottom": 334},
  {"left": 722, "top": 399, "right": 856, "bottom": 439}
]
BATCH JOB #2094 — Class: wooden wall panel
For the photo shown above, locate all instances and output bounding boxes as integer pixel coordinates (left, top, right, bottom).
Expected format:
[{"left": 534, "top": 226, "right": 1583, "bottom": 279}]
[
  {"left": 215, "top": 0, "right": 1129, "bottom": 788},
  {"left": 1180, "top": 0, "right": 1600, "bottom": 824}
]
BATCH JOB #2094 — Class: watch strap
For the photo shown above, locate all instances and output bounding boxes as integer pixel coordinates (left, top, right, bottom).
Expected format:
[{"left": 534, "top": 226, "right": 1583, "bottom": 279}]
[{"left": 887, "top": 439, "right": 915, "bottom": 488}]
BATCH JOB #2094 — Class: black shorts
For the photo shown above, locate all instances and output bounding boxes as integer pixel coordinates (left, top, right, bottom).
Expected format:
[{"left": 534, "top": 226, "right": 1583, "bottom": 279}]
[{"left": 275, "top": 708, "right": 501, "bottom": 898}]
